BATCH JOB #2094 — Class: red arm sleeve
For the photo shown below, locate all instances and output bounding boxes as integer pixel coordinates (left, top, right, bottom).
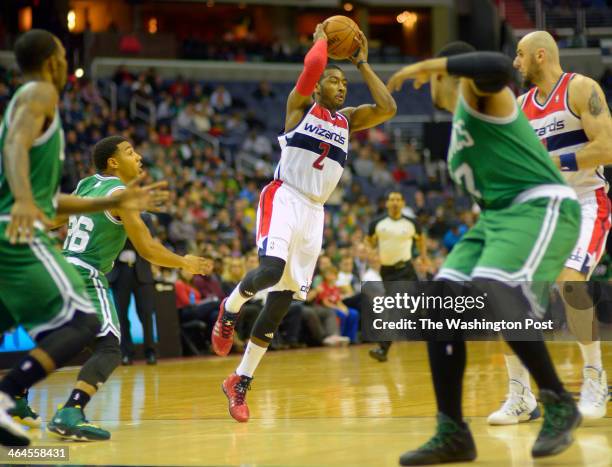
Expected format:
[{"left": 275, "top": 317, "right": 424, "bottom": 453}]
[{"left": 295, "top": 39, "right": 328, "bottom": 97}]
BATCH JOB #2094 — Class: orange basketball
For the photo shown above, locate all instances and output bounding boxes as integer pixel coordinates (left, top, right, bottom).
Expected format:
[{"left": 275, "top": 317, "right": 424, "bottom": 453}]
[{"left": 323, "top": 15, "right": 360, "bottom": 60}]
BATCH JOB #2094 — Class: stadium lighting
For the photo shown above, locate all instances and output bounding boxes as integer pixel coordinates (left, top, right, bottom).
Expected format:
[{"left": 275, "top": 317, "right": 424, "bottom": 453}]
[
  {"left": 67, "top": 10, "right": 76, "bottom": 31},
  {"left": 148, "top": 17, "right": 158, "bottom": 34},
  {"left": 396, "top": 11, "right": 417, "bottom": 29},
  {"left": 18, "top": 7, "right": 32, "bottom": 31}
]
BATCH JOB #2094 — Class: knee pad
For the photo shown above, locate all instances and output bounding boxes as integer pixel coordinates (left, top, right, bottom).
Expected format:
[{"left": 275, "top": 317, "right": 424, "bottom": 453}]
[
  {"left": 36, "top": 311, "right": 101, "bottom": 367},
  {"left": 241, "top": 256, "right": 286, "bottom": 295},
  {"left": 251, "top": 291, "right": 293, "bottom": 344},
  {"left": 78, "top": 335, "right": 121, "bottom": 387}
]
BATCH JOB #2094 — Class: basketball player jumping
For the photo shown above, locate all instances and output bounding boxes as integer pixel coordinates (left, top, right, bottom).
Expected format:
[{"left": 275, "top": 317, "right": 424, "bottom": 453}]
[
  {"left": 388, "top": 42, "right": 582, "bottom": 464},
  {"left": 211, "top": 24, "right": 397, "bottom": 422},
  {"left": 488, "top": 31, "right": 612, "bottom": 425}
]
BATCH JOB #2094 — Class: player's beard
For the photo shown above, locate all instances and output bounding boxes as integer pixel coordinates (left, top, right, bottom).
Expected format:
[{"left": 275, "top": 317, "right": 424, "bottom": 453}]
[{"left": 523, "top": 65, "right": 540, "bottom": 89}]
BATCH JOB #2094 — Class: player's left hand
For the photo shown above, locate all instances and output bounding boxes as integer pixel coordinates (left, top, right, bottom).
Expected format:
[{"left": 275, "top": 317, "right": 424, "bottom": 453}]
[
  {"left": 183, "top": 255, "right": 214, "bottom": 275},
  {"left": 387, "top": 61, "right": 433, "bottom": 92},
  {"left": 349, "top": 30, "right": 368, "bottom": 66},
  {"left": 118, "top": 173, "right": 170, "bottom": 212}
]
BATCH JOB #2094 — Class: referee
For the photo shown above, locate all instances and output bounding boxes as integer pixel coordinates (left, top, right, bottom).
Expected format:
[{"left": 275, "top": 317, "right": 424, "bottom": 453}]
[{"left": 366, "top": 191, "right": 427, "bottom": 362}]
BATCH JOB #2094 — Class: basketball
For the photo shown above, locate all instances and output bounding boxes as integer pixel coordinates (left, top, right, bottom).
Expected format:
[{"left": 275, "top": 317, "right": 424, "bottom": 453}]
[{"left": 323, "top": 15, "right": 360, "bottom": 60}]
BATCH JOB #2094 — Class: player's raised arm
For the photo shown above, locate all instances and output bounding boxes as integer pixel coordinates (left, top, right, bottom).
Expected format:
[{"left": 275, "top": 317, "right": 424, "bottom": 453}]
[
  {"left": 119, "top": 208, "right": 212, "bottom": 275},
  {"left": 284, "top": 24, "right": 328, "bottom": 131},
  {"left": 387, "top": 51, "right": 515, "bottom": 117},
  {"left": 340, "top": 31, "right": 397, "bottom": 132},
  {"left": 555, "top": 76, "right": 612, "bottom": 171},
  {"left": 3, "top": 83, "right": 58, "bottom": 243}
]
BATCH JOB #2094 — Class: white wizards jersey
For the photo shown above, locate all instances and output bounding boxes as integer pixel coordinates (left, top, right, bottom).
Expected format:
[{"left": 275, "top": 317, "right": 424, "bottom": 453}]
[
  {"left": 275, "top": 102, "right": 349, "bottom": 204},
  {"left": 521, "top": 72, "right": 606, "bottom": 196}
]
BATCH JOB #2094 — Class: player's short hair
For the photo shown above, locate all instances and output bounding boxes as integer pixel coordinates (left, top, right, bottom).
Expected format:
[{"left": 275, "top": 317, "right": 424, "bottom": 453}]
[
  {"left": 320, "top": 64, "right": 344, "bottom": 82},
  {"left": 93, "top": 136, "right": 129, "bottom": 171},
  {"left": 436, "top": 41, "right": 476, "bottom": 58},
  {"left": 14, "top": 29, "right": 58, "bottom": 73},
  {"left": 386, "top": 190, "right": 405, "bottom": 200}
]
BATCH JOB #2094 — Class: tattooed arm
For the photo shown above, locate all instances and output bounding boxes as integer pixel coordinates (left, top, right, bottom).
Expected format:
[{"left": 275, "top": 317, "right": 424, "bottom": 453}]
[{"left": 553, "top": 75, "right": 612, "bottom": 170}]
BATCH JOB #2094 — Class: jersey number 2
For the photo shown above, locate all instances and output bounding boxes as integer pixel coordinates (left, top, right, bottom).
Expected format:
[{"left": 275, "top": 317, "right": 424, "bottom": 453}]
[{"left": 313, "top": 142, "right": 330, "bottom": 170}]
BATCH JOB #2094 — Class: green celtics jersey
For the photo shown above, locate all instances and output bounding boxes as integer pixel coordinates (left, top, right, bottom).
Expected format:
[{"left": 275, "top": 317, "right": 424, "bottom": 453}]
[
  {"left": 447, "top": 93, "right": 566, "bottom": 210},
  {"left": 63, "top": 174, "right": 127, "bottom": 274},
  {"left": 0, "top": 82, "right": 64, "bottom": 218}
]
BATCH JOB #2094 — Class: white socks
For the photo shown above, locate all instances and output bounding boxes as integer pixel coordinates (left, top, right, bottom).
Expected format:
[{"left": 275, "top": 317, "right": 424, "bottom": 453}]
[
  {"left": 236, "top": 341, "right": 268, "bottom": 378},
  {"left": 225, "top": 282, "right": 252, "bottom": 313},
  {"left": 505, "top": 354, "right": 531, "bottom": 391},
  {"left": 578, "top": 341, "right": 602, "bottom": 370}
]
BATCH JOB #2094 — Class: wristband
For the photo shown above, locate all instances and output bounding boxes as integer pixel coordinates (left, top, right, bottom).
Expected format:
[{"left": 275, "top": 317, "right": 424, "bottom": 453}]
[
  {"left": 559, "top": 153, "right": 578, "bottom": 172},
  {"left": 357, "top": 60, "right": 367, "bottom": 69}
]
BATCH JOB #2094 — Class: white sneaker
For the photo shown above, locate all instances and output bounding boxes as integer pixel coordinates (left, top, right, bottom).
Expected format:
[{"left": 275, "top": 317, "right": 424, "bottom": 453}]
[
  {"left": 0, "top": 392, "right": 30, "bottom": 446},
  {"left": 487, "top": 380, "right": 541, "bottom": 425},
  {"left": 322, "top": 335, "right": 350, "bottom": 347},
  {"left": 578, "top": 366, "right": 610, "bottom": 419}
]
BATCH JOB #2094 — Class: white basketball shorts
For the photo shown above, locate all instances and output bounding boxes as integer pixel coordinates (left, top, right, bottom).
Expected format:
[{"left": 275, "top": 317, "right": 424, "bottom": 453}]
[
  {"left": 565, "top": 187, "right": 611, "bottom": 276},
  {"left": 255, "top": 180, "right": 324, "bottom": 300}
]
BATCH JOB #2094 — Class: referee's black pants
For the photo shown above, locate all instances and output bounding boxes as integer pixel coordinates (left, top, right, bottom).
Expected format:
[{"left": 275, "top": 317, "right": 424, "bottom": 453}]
[{"left": 378, "top": 261, "right": 418, "bottom": 351}]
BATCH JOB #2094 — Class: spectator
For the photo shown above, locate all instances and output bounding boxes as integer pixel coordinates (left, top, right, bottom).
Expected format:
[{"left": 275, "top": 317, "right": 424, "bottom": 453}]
[
  {"left": 371, "top": 159, "right": 394, "bottom": 187},
  {"left": 253, "top": 80, "right": 276, "bottom": 100},
  {"left": 176, "top": 102, "right": 197, "bottom": 132},
  {"left": 157, "top": 93, "right": 176, "bottom": 123},
  {"left": 316, "top": 266, "right": 359, "bottom": 344},
  {"left": 210, "top": 85, "right": 232, "bottom": 112},
  {"left": 443, "top": 221, "right": 468, "bottom": 252},
  {"left": 240, "top": 129, "right": 272, "bottom": 158},
  {"left": 169, "top": 74, "right": 191, "bottom": 98}
]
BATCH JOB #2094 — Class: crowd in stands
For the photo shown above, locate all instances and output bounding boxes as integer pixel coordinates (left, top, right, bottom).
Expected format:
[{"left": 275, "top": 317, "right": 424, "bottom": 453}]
[{"left": 4, "top": 62, "right": 610, "bottom": 354}]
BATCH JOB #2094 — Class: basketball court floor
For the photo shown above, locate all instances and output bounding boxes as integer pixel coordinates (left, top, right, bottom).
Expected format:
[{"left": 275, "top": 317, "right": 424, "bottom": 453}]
[{"left": 11, "top": 341, "right": 612, "bottom": 466}]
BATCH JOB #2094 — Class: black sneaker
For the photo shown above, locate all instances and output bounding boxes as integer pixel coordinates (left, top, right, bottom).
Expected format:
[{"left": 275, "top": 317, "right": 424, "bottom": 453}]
[
  {"left": 399, "top": 413, "right": 477, "bottom": 466},
  {"left": 369, "top": 347, "right": 388, "bottom": 362},
  {"left": 145, "top": 351, "right": 157, "bottom": 365},
  {"left": 532, "top": 390, "right": 581, "bottom": 458}
]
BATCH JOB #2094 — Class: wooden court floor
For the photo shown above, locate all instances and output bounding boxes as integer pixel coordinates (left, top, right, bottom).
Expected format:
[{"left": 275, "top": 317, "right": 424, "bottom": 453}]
[{"left": 5, "top": 341, "right": 612, "bottom": 466}]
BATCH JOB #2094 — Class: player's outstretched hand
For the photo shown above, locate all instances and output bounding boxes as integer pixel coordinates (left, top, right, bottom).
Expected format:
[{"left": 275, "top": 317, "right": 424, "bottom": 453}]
[
  {"left": 183, "top": 255, "right": 214, "bottom": 275},
  {"left": 313, "top": 23, "right": 327, "bottom": 42},
  {"left": 387, "top": 61, "right": 434, "bottom": 93},
  {"left": 118, "top": 173, "right": 169, "bottom": 212},
  {"left": 349, "top": 30, "right": 368, "bottom": 66},
  {"left": 6, "top": 198, "right": 49, "bottom": 244}
]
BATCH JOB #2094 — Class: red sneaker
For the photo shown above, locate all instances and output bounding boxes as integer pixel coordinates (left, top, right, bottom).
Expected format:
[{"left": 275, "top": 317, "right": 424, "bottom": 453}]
[
  {"left": 212, "top": 298, "right": 238, "bottom": 356},
  {"left": 222, "top": 373, "right": 252, "bottom": 423}
]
